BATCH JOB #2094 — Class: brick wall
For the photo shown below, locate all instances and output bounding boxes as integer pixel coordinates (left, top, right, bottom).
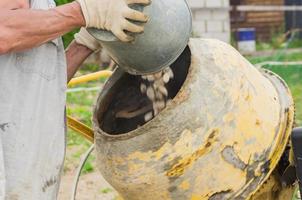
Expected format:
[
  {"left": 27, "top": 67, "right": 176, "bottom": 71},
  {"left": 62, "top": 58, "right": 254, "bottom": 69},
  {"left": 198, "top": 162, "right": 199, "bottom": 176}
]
[{"left": 187, "top": 0, "right": 231, "bottom": 43}]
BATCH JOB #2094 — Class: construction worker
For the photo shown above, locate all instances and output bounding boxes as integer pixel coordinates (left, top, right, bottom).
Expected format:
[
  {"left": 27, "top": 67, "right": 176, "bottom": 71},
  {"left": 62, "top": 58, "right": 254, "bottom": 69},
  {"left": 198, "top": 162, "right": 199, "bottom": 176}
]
[{"left": 0, "top": 0, "right": 150, "bottom": 199}]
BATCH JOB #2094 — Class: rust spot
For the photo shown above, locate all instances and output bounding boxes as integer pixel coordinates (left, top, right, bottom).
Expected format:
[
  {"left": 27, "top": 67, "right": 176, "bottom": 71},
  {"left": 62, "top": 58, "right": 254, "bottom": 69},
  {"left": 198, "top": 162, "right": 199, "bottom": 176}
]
[
  {"left": 245, "top": 94, "right": 251, "bottom": 101},
  {"left": 246, "top": 166, "right": 256, "bottom": 181},
  {"left": 168, "top": 186, "right": 177, "bottom": 193},
  {"left": 205, "top": 142, "right": 211, "bottom": 148},
  {"left": 209, "top": 131, "right": 216, "bottom": 139},
  {"left": 209, "top": 190, "right": 232, "bottom": 200},
  {"left": 175, "top": 90, "right": 189, "bottom": 103},
  {"left": 244, "top": 151, "right": 269, "bottom": 183},
  {"left": 221, "top": 146, "right": 247, "bottom": 170},
  {"left": 166, "top": 129, "right": 219, "bottom": 178},
  {"left": 261, "top": 160, "right": 270, "bottom": 173}
]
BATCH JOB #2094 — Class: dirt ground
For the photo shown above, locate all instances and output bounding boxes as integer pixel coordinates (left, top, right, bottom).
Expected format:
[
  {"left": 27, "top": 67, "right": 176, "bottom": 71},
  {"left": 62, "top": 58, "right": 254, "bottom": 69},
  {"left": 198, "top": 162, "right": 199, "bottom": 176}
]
[
  {"left": 57, "top": 145, "right": 119, "bottom": 200},
  {"left": 58, "top": 171, "right": 118, "bottom": 200}
]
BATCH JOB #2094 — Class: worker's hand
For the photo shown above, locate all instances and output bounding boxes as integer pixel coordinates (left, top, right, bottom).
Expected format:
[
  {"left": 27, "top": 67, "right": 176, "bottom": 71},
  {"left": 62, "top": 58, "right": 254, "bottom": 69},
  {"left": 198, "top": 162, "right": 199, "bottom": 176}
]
[
  {"left": 76, "top": 0, "right": 150, "bottom": 42},
  {"left": 74, "top": 28, "right": 102, "bottom": 52}
]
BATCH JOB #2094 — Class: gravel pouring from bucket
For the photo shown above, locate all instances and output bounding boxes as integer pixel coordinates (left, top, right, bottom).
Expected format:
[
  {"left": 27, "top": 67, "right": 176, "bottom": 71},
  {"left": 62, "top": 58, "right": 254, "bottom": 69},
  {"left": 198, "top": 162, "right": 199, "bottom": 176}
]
[{"left": 97, "top": 46, "right": 190, "bottom": 135}]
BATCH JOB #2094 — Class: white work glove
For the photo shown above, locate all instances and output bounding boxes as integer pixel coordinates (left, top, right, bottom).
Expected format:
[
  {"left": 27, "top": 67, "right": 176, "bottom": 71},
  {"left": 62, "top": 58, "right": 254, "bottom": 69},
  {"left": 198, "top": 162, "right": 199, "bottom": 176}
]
[
  {"left": 76, "top": 0, "right": 150, "bottom": 42},
  {"left": 74, "top": 28, "right": 102, "bottom": 52}
]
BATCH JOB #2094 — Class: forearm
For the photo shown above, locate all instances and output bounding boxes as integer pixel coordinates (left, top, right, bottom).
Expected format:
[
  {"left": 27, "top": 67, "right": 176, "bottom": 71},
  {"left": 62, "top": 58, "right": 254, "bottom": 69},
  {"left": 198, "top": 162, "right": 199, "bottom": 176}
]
[
  {"left": 0, "top": 0, "right": 29, "bottom": 9},
  {"left": 0, "top": 2, "right": 85, "bottom": 54},
  {"left": 66, "top": 40, "right": 93, "bottom": 82}
]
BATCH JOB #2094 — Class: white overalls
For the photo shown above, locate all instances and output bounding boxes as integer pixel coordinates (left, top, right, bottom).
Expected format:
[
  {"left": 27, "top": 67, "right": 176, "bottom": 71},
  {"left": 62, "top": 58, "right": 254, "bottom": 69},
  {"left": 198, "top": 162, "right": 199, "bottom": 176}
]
[{"left": 0, "top": 0, "right": 66, "bottom": 199}]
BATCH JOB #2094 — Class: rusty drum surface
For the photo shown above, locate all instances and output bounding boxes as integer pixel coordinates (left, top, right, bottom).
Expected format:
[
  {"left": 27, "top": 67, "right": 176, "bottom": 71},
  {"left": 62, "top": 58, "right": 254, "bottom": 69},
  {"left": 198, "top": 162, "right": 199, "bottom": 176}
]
[{"left": 93, "top": 39, "right": 295, "bottom": 200}]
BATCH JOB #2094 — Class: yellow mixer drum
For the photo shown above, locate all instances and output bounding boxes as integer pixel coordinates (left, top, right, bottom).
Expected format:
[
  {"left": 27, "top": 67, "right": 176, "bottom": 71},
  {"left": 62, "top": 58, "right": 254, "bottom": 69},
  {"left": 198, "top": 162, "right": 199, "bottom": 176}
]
[{"left": 93, "top": 39, "right": 295, "bottom": 200}]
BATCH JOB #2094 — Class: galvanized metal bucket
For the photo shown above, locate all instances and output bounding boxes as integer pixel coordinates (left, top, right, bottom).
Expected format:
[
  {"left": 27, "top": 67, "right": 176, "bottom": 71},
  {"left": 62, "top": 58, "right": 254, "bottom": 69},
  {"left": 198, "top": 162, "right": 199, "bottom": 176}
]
[{"left": 87, "top": 0, "right": 192, "bottom": 75}]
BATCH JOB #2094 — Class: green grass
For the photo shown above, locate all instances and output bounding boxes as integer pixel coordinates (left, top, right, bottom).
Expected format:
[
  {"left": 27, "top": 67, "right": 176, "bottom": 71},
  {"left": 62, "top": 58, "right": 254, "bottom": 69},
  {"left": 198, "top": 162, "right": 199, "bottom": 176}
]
[
  {"left": 287, "top": 39, "right": 302, "bottom": 49},
  {"left": 66, "top": 67, "right": 106, "bottom": 173},
  {"left": 249, "top": 52, "right": 302, "bottom": 63},
  {"left": 100, "top": 188, "right": 113, "bottom": 194},
  {"left": 264, "top": 66, "right": 302, "bottom": 125},
  {"left": 249, "top": 52, "right": 302, "bottom": 126},
  {"left": 67, "top": 89, "right": 98, "bottom": 147}
]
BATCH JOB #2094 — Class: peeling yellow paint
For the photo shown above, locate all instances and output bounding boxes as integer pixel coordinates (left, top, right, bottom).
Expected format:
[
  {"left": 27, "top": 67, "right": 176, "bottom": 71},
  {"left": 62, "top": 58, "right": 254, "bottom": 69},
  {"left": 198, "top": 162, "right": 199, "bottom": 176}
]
[
  {"left": 223, "top": 113, "right": 235, "bottom": 123},
  {"left": 191, "top": 194, "right": 208, "bottom": 200},
  {"left": 255, "top": 119, "right": 261, "bottom": 126},
  {"left": 254, "top": 164, "right": 263, "bottom": 177},
  {"left": 127, "top": 151, "right": 152, "bottom": 162},
  {"left": 166, "top": 129, "right": 220, "bottom": 177},
  {"left": 127, "top": 161, "right": 145, "bottom": 174},
  {"left": 245, "top": 93, "right": 252, "bottom": 101},
  {"left": 180, "top": 180, "right": 190, "bottom": 190},
  {"left": 115, "top": 196, "right": 124, "bottom": 200},
  {"left": 206, "top": 114, "right": 214, "bottom": 124},
  {"left": 154, "top": 145, "right": 166, "bottom": 160}
]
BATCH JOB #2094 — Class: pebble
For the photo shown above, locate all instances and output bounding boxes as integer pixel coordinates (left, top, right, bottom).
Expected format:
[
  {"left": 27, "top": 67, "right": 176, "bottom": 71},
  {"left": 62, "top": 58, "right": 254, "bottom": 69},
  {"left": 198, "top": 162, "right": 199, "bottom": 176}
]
[
  {"left": 153, "top": 108, "right": 159, "bottom": 116},
  {"left": 155, "top": 101, "right": 166, "bottom": 110},
  {"left": 141, "top": 66, "right": 174, "bottom": 122},
  {"left": 165, "top": 67, "right": 174, "bottom": 79},
  {"left": 154, "top": 72, "right": 163, "bottom": 79},
  {"left": 144, "top": 112, "right": 153, "bottom": 122},
  {"left": 147, "top": 75, "right": 155, "bottom": 82},
  {"left": 146, "top": 87, "right": 155, "bottom": 101},
  {"left": 155, "top": 91, "right": 164, "bottom": 100},
  {"left": 163, "top": 73, "right": 170, "bottom": 83},
  {"left": 140, "top": 84, "right": 147, "bottom": 93},
  {"left": 158, "top": 86, "right": 168, "bottom": 97}
]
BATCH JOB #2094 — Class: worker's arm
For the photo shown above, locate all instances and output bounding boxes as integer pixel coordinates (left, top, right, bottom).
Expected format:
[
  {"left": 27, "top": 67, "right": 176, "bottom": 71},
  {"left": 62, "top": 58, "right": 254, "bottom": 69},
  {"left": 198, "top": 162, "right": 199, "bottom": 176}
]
[
  {"left": 66, "top": 27, "right": 105, "bottom": 82},
  {"left": 66, "top": 41, "right": 93, "bottom": 82},
  {"left": 0, "top": 0, "right": 150, "bottom": 55},
  {"left": 0, "top": 0, "right": 29, "bottom": 9},
  {"left": 0, "top": 2, "right": 85, "bottom": 54}
]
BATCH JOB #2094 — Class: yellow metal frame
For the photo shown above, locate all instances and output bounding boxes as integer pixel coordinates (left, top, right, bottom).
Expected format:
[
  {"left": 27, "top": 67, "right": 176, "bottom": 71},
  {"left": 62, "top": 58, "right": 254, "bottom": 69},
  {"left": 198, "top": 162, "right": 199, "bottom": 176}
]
[
  {"left": 67, "top": 70, "right": 112, "bottom": 143},
  {"left": 68, "top": 70, "right": 112, "bottom": 87}
]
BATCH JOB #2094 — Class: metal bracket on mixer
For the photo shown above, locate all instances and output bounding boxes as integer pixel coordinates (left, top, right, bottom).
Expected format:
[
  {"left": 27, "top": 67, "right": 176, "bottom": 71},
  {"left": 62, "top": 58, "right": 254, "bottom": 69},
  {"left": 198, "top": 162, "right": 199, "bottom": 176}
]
[{"left": 291, "top": 127, "right": 302, "bottom": 196}]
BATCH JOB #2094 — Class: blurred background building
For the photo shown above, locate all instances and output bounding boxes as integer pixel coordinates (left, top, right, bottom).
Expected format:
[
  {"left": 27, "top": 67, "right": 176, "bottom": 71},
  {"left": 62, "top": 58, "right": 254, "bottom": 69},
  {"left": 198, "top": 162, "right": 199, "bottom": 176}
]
[
  {"left": 188, "top": 0, "right": 231, "bottom": 43},
  {"left": 187, "top": 0, "right": 302, "bottom": 45}
]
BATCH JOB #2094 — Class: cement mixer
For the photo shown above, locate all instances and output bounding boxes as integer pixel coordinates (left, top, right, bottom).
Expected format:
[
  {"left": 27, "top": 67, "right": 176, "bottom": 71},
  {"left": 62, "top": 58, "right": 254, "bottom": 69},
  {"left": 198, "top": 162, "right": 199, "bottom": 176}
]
[
  {"left": 61, "top": 0, "right": 301, "bottom": 198},
  {"left": 89, "top": 39, "right": 302, "bottom": 200}
]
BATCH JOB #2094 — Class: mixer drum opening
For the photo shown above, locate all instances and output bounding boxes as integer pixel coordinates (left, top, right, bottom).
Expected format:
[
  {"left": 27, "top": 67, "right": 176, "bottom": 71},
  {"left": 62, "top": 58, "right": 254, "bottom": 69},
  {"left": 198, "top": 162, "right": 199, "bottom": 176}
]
[{"left": 96, "top": 46, "right": 191, "bottom": 135}]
